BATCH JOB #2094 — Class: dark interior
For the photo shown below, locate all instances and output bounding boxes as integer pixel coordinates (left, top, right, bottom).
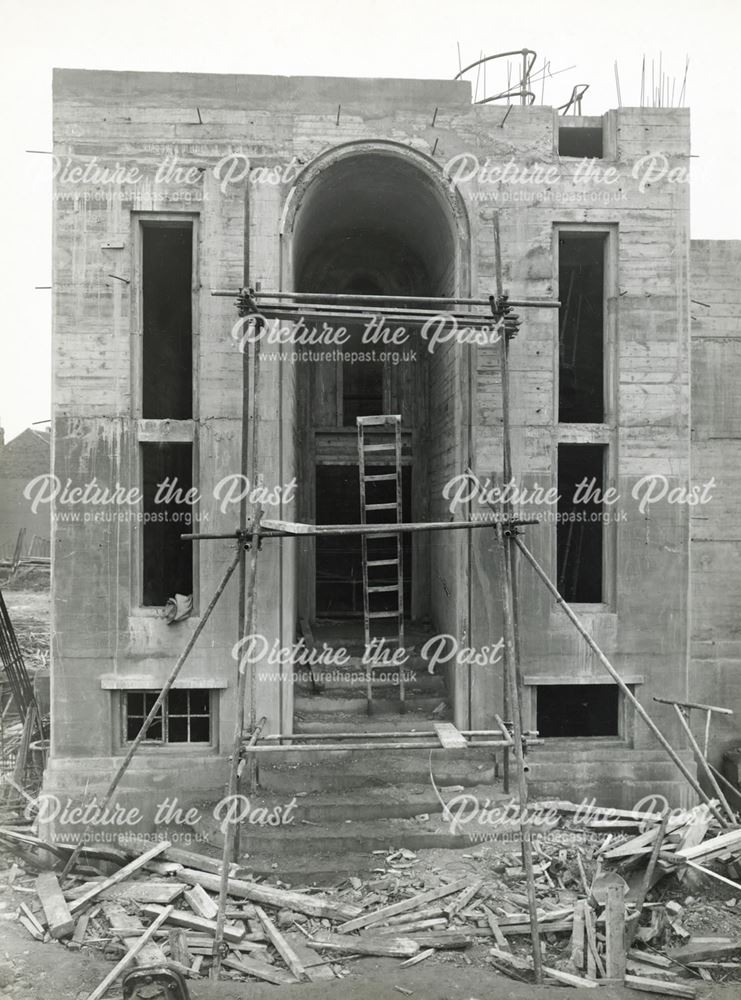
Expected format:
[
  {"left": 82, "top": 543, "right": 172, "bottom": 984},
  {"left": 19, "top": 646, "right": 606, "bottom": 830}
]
[
  {"left": 142, "top": 223, "right": 193, "bottom": 420},
  {"left": 141, "top": 442, "right": 193, "bottom": 606},
  {"left": 557, "top": 443, "right": 605, "bottom": 603},
  {"left": 558, "top": 232, "right": 605, "bottom": 423},
  {"left": 558, "top": 126, "right": 603, "bottom": 159},
  {"left": 537, "top": 684, "right": 619, "bottom": 737}
]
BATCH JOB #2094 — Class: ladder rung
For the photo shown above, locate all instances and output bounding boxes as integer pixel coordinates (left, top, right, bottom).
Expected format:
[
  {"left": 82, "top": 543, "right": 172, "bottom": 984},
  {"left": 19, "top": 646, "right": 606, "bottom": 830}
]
[
  {"left": 368, "top": 610, "right": 401, "bottom": 619},
  {"left": 365, "top": 502, "right": 399, "bottom": 511},
  {"left": 362, "top": 443, "right": 397, "bottom": 452},
  {"left": 367, "top": 558, "right": 399, "bottom": 566},
  {"left": 368, "top": 584, "right": 399, "bottom": 593},
  {"left": 357, "top": 415, "right": 401, "bottom": 426},
  {"left": 363, "top": 474, "right": 397, "bottom": 482},
  {"left": 367, "top": 532, "right": 399, "bottom": 540}
]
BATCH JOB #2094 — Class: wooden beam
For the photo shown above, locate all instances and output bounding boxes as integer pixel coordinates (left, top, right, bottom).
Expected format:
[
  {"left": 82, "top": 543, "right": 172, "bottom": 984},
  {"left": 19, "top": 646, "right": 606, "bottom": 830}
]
[
  {"left": 85, "top": 905, "right": 173, "bottom": 1000},
  {"left": 140, "top": 904, "right": 245, "bottom": 943},
  {"left": 178, "top": 869, "right": 360, "bottom": 921},
  {"left": 255, "top": 905, "right": 307, "bottom": 981},
  {"left": 337, "top": 877, "right": 470, "bottom": 932},
  {"left": 69, "top": 841, "right": 170, "bottom": 914},
  {"left": 36, "top": 872, "right": 74, "bottom": 939},
  {"left": 604, "top": 884, "right": 626, "bottom": 979}
]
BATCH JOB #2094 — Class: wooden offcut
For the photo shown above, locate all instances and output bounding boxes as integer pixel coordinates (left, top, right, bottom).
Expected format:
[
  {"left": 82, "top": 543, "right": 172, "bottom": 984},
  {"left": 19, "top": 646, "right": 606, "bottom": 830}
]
[
  {"left": 337, "top": 876, "right": 469, "bottom": 932},
  {"left": 178, "top": 868, "right": 360, "bottom": 921},
  {"left": 36, "top": 872, "right": 74, "bottom": 939},
  {"left": 140, "top": 903, "right": 245, "bottom": 942}
]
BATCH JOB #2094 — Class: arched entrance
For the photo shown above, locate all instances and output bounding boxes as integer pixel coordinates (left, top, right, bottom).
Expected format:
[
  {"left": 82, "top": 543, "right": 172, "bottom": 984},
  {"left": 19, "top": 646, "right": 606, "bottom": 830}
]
[{"left": 283, "top": 142, "right": 470, "bottom": 631}]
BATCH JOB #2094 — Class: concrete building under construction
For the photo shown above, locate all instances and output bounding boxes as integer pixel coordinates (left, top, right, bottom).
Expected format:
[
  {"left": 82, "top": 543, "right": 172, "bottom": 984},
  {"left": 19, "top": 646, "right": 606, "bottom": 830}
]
[{"left": 44, "top": 62, "right": 741, "bottom": 827}]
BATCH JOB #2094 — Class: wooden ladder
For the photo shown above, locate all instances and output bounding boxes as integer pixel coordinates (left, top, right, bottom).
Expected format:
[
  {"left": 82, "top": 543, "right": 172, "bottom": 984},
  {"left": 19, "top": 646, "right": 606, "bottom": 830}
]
[{"left": 357, "top": 414, "right": 405, "bottom": 714}]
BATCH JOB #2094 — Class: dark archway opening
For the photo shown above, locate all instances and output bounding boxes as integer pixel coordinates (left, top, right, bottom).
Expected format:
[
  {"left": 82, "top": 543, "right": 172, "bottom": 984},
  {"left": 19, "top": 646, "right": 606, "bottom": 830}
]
[{"left": 291, "top": 151, "right": 460, "bottom": 619}]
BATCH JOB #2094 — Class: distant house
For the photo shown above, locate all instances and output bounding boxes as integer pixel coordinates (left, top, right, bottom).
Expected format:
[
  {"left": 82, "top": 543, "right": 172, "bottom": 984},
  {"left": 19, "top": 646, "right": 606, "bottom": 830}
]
[{"left": 0, "top": 427, "right": 51, "bottom": 559}]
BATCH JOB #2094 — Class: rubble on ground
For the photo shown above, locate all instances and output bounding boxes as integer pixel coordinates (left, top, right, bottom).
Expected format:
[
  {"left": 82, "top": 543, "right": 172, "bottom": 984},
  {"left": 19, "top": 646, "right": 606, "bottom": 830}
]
[{"left": 0, "top": 797, "right": 740, "bottom": 996}]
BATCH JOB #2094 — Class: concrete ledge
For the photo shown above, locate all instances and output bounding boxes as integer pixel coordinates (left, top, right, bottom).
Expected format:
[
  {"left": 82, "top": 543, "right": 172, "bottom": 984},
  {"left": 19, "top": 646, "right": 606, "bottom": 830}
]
[{"left": 99, "top": 674, "right": 228, "bottom": 689}]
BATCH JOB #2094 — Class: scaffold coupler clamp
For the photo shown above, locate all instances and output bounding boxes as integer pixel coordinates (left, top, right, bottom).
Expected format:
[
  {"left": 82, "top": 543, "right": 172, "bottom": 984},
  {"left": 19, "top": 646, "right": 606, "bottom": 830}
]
[{"left": 488, "top": 293, "right": 521, "bottom": 341}]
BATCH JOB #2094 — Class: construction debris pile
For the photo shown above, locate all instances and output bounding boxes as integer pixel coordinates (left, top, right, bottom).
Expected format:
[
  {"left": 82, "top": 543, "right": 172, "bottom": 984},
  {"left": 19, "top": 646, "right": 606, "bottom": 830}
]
[{"left": 1, "top": 796, "right": 741, "bottom": 997}]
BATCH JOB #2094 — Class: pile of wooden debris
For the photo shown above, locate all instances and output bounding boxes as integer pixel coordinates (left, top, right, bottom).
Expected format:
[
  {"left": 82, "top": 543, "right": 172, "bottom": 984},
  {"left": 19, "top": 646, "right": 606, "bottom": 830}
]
[{"left": 1, "top": 796, "right": 741, "bottom": 998}]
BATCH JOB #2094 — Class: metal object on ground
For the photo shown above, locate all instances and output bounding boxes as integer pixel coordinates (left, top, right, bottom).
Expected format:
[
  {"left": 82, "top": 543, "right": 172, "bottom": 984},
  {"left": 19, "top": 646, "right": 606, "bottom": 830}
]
[{"left": 122, "top": 966, "right": 190, "bottom": 1000}]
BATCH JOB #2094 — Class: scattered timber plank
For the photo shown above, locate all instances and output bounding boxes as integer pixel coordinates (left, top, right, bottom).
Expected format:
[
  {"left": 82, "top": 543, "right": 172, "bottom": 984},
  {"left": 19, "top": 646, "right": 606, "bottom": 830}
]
[
  {"left": 627, "top": 949, "right": 673, "bottom": 969},
  {"left": 668, "top": 937, "right": 741, "bottom": 964},
  {"left": 69, "top": 841, "right": 170, "bottom": 915},
  {"left": 168, "top": 928, "right": 193, "bottom": 968},
  {"left": 624, "top": 974, "right": 696, "bottom": 998},
  {"left": 86, "top": 905, "right": 173, "bottom": 1000},
  {"left": 433, "top": 722, "right": 468, "bottom": 749},
  {"left": 222, "top": 953, "right": 298, "bottom": 986},
  {"left": 183, "top": 884, "right": 218, "bottom": 921},
  {"left": 140, "top": 903, "right": 244, "bottom": 943},
  {"left": 69, "top": 913, "right": 90, "bottom": 951},
  {"left": 490, "top": 947, "right": 597, "bottom": 988},
  {"left": 571, "top": 900, "right": 586, "bottom": 969},
  {"left": 483, "top": 906, "right": 509, "bottom": 950},
  {"left": 100, "top": 880, "right": 183, "bottom": 905},
  {"left": 407, "top": 931, "right": 470, "bottom": 950},
  {"left": 308, "top": 932, "right": 419, "bottom": 958},
  {"left": 584, "top": 904, "right": 604, "bottom": 978},
  {"left": 383, "top": 906, "right": 445, "bottom": 926},
  {"left": 378, "top": 918, "right": 448, "bottom": 934},
  {"left": 479, "top": 919, "right": 573, "bottom": 935},
  {"left": 604, "top": 883, "right": 626, "bottom": 979},
  {"left": 255, "top": 905, "right": 307, "bottom": 981},
  {"left": 36, "top": 872, "right": 74, "bottom": 939},
  {"left": 603, "top": 817, "right": 689, "bottom": 860},
  {"left": 178, "top": 869, "right": 360, "bottom": 921},
  {"left": 122, "top": 836, "right": 241, "bottom": 877},
  {"left": 675, "top": 829, "right": 741, "bottom": 864},
  {"left": 101, "top": 903, "right": 167, "bottom": 966},
  {"left": 400, "top": 948, "right": 435, "bottom": 968},
  {"left": 446, "top": 878, "right": 483, "bottom": 916},
  {"left": 338, "top": 876, "right": 470, "bottom": 932},
  {"left": 283, "top": 932, "right": 335, "bottom": 981}
]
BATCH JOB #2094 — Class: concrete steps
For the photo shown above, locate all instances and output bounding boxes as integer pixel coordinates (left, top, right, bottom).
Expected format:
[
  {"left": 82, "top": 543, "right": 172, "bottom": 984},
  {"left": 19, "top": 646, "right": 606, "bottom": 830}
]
[
  {"left": 256, "top": 746, "right": 496, "bottom": 793},
  {"left": 526, "top": 743, "right": 699, "bottom": 810}
]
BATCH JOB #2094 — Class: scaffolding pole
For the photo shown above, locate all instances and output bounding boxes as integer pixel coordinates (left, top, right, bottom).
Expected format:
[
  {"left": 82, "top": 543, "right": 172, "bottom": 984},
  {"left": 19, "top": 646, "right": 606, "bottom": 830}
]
[{"left": 490, "top": 211, "right": 542, "bottom": 983}]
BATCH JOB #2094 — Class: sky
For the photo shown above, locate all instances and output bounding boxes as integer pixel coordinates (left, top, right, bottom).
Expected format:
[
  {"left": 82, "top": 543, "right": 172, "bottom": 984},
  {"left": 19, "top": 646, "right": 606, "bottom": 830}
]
[{"left": 0, "top": 0, "right": 739, "bottom": 442}]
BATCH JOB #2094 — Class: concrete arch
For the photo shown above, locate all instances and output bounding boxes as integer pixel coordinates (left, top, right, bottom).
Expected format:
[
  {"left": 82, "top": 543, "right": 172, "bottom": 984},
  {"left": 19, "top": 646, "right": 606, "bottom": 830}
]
[{"left": 280, "top": 139, "right": 471, "bottom": 297}]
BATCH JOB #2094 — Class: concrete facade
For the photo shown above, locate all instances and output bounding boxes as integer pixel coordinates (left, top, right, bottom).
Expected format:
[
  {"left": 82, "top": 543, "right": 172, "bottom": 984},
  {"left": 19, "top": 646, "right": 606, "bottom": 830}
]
[{"left": 46, "top": 67, "right": 726, "bottom": 821}]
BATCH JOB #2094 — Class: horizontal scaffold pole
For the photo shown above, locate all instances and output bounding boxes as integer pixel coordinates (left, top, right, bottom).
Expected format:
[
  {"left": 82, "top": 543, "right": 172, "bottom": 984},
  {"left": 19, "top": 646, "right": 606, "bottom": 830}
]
[
  {"left": 211, "top": 288, "right": 560, "bottom": 309},
  {"left": 181, "top": 516, "right": 538, "bottom": 543}
]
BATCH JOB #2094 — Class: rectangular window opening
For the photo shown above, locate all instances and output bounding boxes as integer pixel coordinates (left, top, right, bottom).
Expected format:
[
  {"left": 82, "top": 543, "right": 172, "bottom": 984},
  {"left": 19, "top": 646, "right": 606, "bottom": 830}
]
[
  {"left": 342, "top": 323, "right": 384, "bottom": 426},
  {"left": 558, "top": 232, "right": 606, "bottom": 423},
  {"left": 142, "top": 223, "right": 193, "bottom": 420},
  {"left": 124, "top": 689, "right": 212, "bottom": 744},
  {"left": 141, "top": 442, "right": 193, "bottom": 606},
  {"left": 557, "top": 444, "right": 605, "bottom": 603},
  {"left": 537, "top": 684, "right": 619, "bottom": 737},
  {"left": 558, "top": 126, "right": 603, "bottom": 158}
]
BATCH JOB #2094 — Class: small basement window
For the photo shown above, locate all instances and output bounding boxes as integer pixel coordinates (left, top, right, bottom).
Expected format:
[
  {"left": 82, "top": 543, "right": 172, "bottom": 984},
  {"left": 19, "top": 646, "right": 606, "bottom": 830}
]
[
  {"left": 558, "top": 126, "right": 603, "bottom": 158},
  {"left": 537, "top": 684, "right": 619, "bottom": 737},
  {"left": 124, "top": 689, "right": 212, "bottom": 744}
]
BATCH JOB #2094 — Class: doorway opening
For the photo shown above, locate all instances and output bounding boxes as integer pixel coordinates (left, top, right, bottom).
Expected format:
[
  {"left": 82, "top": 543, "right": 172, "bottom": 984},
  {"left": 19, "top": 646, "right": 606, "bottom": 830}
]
[{"left": 290, "top": 148, "right": 464, "bottom": 622}]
